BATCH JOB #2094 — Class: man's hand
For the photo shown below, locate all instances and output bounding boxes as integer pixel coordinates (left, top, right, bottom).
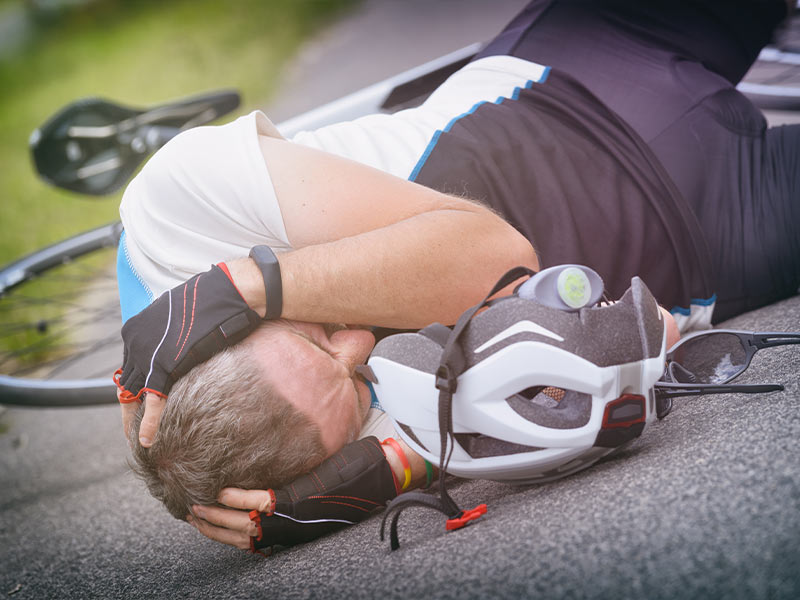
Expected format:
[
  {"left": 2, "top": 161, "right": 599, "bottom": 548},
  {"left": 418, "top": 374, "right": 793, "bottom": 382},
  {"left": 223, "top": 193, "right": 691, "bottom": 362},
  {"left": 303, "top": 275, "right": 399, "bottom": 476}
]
[
  {"left": 118, "top": 390, "right": 167, "bottom": 447},
  {"left": 115, "top": 263, "right": 261, "bottom": 446},
  {"left": 188, "top": 489, "right": 271, "bottom": 551},
  {"left": 187, "top": 436, "right": 398, "bottom": 554}
]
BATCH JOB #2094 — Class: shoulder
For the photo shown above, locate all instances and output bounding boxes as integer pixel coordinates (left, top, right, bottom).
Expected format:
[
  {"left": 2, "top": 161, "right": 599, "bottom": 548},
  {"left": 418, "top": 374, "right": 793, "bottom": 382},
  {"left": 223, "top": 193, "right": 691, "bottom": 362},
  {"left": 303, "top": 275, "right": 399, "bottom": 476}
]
[
  {"left": 289, "top": 56, "right": 551, "bottom": 180},
  {"left": 118, "top": 111, "right": 291, "bottom": 296}
]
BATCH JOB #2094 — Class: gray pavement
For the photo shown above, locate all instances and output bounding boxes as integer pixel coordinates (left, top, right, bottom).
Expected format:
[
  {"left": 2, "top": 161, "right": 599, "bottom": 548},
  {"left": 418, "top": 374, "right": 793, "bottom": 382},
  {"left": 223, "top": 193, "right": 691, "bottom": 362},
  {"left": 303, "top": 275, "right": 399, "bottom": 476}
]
[
  {"left": 263, "top": 0, "right": 530, "bottom": 122},
  {"left": 2, "top": 1, "right": 800, "bottom": 598}
]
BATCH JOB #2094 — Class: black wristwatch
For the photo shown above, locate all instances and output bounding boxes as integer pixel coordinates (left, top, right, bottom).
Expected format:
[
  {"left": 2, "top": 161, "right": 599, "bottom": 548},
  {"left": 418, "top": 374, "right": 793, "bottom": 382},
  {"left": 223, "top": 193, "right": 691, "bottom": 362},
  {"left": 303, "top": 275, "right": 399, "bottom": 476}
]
[{"left": 249, "top": 245, "right": 283, "bottom": 319}]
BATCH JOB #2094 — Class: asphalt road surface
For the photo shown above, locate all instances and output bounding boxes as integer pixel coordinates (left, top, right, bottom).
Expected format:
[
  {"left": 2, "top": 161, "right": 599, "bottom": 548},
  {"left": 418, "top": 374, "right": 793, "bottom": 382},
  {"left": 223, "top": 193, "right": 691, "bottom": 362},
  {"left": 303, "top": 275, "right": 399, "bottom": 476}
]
[{"left": 1, "top": 1, "right": 799, "bottom": 598}]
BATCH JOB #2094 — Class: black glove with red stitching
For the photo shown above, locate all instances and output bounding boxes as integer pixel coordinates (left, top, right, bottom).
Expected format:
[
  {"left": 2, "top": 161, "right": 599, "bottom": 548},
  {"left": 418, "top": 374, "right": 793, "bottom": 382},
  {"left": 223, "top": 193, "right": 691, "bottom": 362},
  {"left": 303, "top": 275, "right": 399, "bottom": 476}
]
[
  {"left": 115, "top": 264, "right": 261, "bottom": 402},
  {"left": 250, "top": 436, "right": 398, "bottom": 554}
]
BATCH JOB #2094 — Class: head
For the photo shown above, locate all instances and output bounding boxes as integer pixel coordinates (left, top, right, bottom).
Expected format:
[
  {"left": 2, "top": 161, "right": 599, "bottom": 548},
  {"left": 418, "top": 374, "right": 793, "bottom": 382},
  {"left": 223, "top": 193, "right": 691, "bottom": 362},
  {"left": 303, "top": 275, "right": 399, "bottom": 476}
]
[
  {"left": 248, "top": 320, "right": 377, "bottom": 451},
  {"left": 130, "top": 319, "right": 376, "bottom": 519}
]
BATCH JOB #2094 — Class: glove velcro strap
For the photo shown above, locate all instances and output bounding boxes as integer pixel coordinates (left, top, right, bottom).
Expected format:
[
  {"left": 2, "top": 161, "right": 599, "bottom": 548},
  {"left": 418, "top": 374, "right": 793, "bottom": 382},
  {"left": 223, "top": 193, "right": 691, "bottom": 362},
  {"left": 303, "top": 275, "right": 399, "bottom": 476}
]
[
  {"left": 170, "top": 309, "right": 261, "bottom": 383},
  {"left": 251, "top": 436, "right": 397, "bottom": 552}
]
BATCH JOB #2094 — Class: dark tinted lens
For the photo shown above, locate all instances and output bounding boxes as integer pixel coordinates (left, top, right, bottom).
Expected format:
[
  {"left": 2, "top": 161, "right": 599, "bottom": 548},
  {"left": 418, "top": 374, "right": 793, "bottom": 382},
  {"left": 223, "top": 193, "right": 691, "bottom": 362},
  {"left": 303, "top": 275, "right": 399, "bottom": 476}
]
[
  {"left": 670, "top": 332, "right": 747, "bottom": 383},
  {"left": 656, "top": 396, "right": 673, "bottom": 419}
]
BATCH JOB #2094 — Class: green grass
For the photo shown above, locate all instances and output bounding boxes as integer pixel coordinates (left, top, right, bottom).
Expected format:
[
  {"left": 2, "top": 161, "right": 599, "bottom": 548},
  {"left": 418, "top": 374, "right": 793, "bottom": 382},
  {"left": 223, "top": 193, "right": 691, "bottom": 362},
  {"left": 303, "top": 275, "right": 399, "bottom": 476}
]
[
  {"left": 0, "top": 0, "right": 357, "bottom": 369},
  {"left": 0, "top": 0, "right": 358, "bottom": 268}
]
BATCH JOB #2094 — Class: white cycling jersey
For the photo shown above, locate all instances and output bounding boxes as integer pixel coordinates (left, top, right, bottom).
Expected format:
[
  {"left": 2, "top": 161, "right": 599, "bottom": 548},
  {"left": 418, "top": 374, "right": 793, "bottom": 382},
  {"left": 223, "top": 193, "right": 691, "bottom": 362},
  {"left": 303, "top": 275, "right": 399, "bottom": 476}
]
[{"left": 118, "top": 55, "right": 550, "bottom": 316}]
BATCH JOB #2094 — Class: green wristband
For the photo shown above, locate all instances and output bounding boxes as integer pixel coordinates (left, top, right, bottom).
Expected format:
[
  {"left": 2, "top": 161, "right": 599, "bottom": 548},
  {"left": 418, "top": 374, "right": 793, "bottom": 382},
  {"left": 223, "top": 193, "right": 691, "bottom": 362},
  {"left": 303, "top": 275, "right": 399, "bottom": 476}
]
[{"left": 423, "top": 459, "right": 434, "bottom": 489}]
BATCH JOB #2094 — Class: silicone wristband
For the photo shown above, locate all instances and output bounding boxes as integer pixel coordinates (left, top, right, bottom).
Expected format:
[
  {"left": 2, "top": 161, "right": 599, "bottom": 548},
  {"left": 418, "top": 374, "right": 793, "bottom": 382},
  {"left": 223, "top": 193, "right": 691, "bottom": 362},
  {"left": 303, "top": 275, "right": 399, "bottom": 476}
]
[
  {"left": 423, "top": 459, "right": 434, "bottom": 489},
  {"left": 382, "top": 437, "right": 412, "bottom": 491},
  {"left": 249, "top": 245, "right": 283, "bottom": 319}
]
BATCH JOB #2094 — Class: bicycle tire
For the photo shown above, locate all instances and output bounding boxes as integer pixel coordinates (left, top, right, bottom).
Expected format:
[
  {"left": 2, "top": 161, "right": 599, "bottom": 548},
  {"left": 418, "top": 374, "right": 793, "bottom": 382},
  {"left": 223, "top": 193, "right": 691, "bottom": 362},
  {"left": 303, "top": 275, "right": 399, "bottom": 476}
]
[
  {"left": 0, "top": 222, "right": 123, "bottom": 407},
  {"left": 739, "top": 47, "right": 800, "bottom": 110},
  {"left": 8, "top": 28, "right": 800, "bottom": 410},
  {"left": 738, "top": 13, "right": 800, "bottom": 111}
]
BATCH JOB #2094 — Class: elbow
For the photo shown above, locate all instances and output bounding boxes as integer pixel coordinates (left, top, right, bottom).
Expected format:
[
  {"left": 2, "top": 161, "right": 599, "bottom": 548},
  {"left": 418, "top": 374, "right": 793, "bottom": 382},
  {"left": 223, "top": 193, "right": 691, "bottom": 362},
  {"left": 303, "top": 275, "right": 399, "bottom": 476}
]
[
  {"left": 502, "top": 223, "right": 539, "bottom": 273},
  {"left": 469, "top": 221, "right": 538, "bottom": 303}
]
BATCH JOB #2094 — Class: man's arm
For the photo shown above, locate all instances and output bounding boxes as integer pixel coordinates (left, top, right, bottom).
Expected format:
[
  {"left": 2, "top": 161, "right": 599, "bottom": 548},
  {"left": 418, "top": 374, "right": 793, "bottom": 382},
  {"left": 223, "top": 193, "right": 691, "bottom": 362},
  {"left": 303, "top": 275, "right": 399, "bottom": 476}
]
[
  {"left": 259, "top": 135, "right": 539, "bottom": 327},
  {"left": 229, "top": 207, "right": 537, "bottom": 329},
  {"left": 120, "top": 136, "right": 537, "bottom": 444}
]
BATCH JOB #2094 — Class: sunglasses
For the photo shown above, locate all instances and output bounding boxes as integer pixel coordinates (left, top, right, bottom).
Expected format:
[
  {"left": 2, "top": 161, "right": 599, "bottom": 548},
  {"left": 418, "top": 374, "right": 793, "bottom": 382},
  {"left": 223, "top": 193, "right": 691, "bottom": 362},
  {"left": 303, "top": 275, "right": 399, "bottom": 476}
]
[{"left": 654, "top": 330, "right": 800, "bottom": 419}]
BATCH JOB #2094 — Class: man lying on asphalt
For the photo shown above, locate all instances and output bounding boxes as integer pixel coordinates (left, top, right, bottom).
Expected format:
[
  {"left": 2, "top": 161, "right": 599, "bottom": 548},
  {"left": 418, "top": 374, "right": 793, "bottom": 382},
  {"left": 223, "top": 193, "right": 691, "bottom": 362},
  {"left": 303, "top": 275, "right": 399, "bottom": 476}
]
[{"left": 115, "top": 0, "right": 798, "bottom": 552}]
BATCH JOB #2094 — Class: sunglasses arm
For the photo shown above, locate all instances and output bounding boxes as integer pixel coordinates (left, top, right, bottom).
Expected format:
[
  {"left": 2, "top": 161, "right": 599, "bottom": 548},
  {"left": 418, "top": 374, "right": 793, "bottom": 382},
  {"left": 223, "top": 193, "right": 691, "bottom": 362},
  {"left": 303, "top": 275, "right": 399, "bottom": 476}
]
[
  {"left": 654, "top": 381, "right": 784, "bottom": 400},
  {"left": 751, "top": 332, "right": 800, "bottom": 350},
  {"left": 653, "top": 381, "right": 784, "bottom": 420}
]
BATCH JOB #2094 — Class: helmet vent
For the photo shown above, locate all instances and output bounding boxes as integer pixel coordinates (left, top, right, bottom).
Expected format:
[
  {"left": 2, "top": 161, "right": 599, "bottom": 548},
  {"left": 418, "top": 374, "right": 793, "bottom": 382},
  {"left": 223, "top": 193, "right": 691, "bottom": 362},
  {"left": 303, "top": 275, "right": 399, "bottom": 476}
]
[
  {"left": 506, "top": 386, "right": 592, "bottom": 429},
  {"left": 454, "top": 433, "right": 544, "bottom": 458}
]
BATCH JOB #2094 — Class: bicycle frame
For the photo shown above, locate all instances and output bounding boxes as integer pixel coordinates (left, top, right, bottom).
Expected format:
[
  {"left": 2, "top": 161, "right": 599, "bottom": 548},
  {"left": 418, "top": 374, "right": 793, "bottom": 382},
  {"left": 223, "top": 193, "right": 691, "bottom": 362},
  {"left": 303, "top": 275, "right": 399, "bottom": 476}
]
[
  {"left": 5, "top": 31, "right": 800, "bottom": 407},
  {"left": 0, "top": 44, "right": 483, "bottom": 407}
]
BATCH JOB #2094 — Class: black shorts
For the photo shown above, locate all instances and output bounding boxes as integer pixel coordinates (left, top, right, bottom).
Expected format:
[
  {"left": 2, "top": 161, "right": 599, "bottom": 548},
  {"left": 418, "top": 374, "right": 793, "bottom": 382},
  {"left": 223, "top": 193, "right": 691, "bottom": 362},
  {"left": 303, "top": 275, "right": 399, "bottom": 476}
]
[{"left": 479, "top": 0, "right": 800, "bottom": 322}]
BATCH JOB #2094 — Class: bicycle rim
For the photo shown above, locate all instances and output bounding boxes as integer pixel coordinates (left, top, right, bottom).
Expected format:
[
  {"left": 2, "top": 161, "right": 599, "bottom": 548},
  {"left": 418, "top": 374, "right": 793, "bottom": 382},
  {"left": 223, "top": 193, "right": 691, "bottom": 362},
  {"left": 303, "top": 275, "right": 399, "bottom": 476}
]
[
  {"left": 0, "top": 222, "right": 123, "bottom": 406},
  {"left": 738, "top": 15, "right": 800, "bottom": 110}
]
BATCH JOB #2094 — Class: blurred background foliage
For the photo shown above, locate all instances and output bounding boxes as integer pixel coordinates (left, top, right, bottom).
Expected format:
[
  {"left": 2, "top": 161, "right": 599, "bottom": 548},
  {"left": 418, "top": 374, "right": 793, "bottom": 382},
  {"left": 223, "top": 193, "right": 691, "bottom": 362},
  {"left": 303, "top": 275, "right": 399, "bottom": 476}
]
[{"left": 0, "top": 0, "right": 358, "bottom": 267}]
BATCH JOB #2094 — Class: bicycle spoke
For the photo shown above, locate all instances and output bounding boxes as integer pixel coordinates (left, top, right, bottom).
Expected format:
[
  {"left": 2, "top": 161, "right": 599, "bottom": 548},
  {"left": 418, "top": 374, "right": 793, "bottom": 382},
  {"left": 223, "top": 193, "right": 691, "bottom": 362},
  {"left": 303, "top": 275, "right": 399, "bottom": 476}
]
[{"left": 0, "top": 228, "right": 123, "bottom": 399}]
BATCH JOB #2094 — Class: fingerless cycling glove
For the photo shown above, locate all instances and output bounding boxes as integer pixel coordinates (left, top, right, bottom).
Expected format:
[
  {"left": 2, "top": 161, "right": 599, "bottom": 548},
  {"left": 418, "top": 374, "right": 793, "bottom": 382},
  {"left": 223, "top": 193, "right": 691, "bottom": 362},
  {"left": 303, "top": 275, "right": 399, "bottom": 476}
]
[
  {"left": 249, "top": 436, "right": 398, "bottom": 554},
  {"left": 115, "top": 264, "right": 261, "bottom": 402}
]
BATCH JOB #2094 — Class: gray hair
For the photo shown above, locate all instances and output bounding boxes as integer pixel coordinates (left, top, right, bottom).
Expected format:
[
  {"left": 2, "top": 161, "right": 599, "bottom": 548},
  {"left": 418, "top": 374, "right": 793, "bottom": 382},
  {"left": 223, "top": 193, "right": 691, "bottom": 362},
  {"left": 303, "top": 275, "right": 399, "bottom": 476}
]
[{"left": 129, "top": 325, "right": 326, "bottom": 520}]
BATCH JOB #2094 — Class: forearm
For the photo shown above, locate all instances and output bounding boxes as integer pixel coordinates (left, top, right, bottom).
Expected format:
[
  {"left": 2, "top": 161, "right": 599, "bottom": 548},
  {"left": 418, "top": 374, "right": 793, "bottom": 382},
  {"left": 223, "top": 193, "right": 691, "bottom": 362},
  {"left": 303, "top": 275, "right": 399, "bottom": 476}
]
[{"left": 230, "top": 206, "right": 537, "bottom": 328}]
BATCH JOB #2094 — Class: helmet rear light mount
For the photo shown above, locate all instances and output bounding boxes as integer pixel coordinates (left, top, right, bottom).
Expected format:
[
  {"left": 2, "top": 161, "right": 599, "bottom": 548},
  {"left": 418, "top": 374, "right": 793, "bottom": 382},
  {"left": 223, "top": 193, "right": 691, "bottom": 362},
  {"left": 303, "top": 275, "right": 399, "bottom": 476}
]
[{"left": 595, "top": 393, "right": 647, "bottom": 448}]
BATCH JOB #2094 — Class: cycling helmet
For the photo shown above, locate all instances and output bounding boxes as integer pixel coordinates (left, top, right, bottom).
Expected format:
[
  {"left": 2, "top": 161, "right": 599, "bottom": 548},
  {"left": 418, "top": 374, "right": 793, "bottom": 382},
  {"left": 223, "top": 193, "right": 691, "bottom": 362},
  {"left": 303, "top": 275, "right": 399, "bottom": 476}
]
[{"left": 368, "top": 265, "right": 667, "bottom": 485}]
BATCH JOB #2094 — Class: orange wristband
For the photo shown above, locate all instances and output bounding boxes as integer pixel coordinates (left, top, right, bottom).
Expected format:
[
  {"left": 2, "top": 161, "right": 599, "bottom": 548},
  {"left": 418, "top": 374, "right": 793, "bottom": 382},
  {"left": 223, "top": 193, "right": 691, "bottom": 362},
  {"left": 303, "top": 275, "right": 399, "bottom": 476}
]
[{"left": 382, "top": 437, "right": 412, "bottom": 491}]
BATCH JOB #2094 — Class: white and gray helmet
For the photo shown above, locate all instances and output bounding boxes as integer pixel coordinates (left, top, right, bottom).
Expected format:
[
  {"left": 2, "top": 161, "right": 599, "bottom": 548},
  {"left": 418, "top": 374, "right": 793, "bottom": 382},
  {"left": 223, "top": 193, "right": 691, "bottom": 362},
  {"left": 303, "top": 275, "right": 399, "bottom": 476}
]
[{"left": 368, "top": 265, "right": 667, "bottom": 485}]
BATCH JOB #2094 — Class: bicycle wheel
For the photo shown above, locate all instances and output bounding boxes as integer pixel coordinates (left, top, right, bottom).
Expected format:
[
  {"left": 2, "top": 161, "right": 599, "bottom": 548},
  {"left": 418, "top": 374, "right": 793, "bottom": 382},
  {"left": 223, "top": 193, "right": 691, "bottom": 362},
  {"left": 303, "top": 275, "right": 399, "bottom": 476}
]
[
  {"left": 0, "top": 222, "right": 123, "bottom": 407},
  {"left": 739, "top": 48, "right": 800, "bottom": 110},
  {"left": 738, "top": 14, "right": 800, "bottom": 110}
]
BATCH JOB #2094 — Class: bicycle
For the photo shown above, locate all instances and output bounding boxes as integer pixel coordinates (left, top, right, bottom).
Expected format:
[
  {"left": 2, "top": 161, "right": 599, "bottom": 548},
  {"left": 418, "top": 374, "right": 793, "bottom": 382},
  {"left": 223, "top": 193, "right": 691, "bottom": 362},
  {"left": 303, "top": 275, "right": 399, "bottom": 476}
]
[
  {"left": 0, "top": 44, "right": 478, "bottom": 407},
  {"left": 3, "top": 19, "right": 800, "bottom": 407}
]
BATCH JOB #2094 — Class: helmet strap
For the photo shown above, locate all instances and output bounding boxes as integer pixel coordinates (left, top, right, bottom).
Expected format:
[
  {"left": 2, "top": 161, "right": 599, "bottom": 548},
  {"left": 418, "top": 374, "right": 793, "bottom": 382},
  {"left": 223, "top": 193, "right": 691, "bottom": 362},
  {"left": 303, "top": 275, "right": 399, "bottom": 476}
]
[{"left": 380, "top": 266, "right": 537, "bottom": 550}]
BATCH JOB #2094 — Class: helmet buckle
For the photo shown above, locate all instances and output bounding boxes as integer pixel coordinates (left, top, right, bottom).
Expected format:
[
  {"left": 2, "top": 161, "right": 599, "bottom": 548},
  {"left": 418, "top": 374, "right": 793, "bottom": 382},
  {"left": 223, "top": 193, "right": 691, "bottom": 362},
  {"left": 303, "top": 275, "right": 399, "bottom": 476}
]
[
  {"left": 435, "top": 364, "right": 458, "bottom": 393},
  {"left": 445, "top": 504, "right": 487, "bottom": 531}
]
